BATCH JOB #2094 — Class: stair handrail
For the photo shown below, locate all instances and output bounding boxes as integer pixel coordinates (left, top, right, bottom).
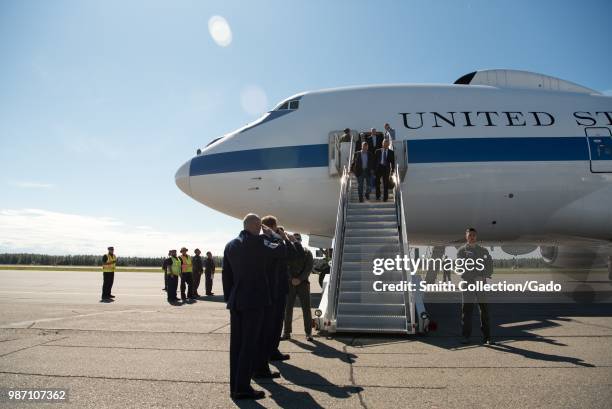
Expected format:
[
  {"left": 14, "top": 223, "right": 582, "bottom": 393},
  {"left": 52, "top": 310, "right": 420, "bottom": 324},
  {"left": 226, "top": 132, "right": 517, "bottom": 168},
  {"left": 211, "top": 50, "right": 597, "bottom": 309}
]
[
  {"left": 327, "top": 134, "right": 355, "bottom": 323},
  {"left": 393, "top": 161, "right": 415, "bottom": 333}
]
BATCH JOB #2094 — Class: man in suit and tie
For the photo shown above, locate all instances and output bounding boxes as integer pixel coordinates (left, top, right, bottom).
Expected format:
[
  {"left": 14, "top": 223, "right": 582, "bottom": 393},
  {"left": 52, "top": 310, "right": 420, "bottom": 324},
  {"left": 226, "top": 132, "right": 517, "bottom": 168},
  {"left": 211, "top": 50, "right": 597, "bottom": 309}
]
[
  {"left": 375, "top": 139, "right": 395, "bottom": 202},
  {"left": 351, "top": 141, "right": 375, "bottom": 202}
]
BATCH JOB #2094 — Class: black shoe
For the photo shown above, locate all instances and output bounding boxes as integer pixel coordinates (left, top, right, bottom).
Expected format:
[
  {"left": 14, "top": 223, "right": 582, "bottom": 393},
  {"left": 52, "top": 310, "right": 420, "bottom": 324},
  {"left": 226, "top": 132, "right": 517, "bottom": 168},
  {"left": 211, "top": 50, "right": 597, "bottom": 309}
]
[
  {"left": 207, "top": 292, "right": 214, "bottom": 296},
  {"left": 280, "top": 333, "right": 291, "bottom": 341},
  {"left": 100, "top": 297, "right": 113, "bottom": 303},
  {"left": 365, "top": 194, "right": 370, "bottom": 200},
  {"left": 460, "top": 337, "right": 470, "bottom": 345},
  {"left": 359, "top": 197, "right": 364, "bottom": 202},
  {"left": 231, "top": 390, "right": 265, "bottom": 400},
  {"left": 481, "top": 338, "right": 495, "bottom": 346},
  {"left": 270, "top": 353, "right": 290, "bottom": 362},
  {"left": 109, "top": 295, "right": 115, "bottom": 298},
  {"left": 306, "top": 334, "right": 314, "bottom": 342},
  {"left": 252, "top": 371, "right": 281, "bottom": 379}
]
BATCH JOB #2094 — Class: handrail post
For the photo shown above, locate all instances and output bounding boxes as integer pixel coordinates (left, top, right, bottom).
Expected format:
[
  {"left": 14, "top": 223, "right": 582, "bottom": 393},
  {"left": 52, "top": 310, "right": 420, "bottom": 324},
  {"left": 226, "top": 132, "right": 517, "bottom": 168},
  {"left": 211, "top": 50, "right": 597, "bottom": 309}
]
[{"left": 326, "top": 133, "right": 355, "bottom": 327}]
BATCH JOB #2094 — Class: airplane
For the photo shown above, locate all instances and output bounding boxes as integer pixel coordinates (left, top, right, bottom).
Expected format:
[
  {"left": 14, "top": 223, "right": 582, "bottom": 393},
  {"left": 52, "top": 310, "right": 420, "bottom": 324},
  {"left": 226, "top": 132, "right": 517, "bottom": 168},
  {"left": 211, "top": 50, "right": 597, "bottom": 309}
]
[{"left": 175, "top": 69, "right": 612, "bottom": 269}]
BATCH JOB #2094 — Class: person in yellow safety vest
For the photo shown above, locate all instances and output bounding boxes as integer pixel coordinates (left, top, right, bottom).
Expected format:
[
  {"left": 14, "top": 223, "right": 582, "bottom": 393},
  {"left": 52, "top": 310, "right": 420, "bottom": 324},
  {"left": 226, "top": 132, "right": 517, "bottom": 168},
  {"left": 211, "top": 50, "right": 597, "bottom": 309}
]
[
  {"left": 101, "top": 246, "right": 117, "bottom": 302},
  {"left": 179, "top": 247, "right": 196, "bottom": 302},
  {"left": 166, "top": 249, "right": 182, "bottom": 304}
]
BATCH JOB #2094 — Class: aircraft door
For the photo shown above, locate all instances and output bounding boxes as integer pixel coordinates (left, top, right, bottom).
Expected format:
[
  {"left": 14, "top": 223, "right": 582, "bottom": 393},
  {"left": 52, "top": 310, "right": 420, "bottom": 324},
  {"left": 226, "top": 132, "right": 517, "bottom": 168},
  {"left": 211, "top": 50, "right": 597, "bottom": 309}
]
[
  {"left": 393, "top": 140, "right": 408, "bottom": 181},
  {"left": 586, "top": 127, "right": 612, "bottom": 173},
  {"left": 329, "top": 130, "right": 358, "bottom": 176}
]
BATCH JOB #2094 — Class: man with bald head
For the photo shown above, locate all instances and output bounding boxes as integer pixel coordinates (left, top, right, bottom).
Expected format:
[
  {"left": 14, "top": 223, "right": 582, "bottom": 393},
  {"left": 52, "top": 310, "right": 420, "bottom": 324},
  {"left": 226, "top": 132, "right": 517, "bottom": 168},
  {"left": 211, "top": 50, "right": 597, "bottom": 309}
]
[{"left": 222, "top": 213, "right": 287, "bottom": 400}]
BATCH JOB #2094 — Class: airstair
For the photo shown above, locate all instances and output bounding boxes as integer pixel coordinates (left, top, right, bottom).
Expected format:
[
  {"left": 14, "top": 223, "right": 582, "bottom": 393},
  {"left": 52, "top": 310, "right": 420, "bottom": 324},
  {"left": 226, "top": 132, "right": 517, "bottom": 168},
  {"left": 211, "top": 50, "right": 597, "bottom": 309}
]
[{"left": 315, "top": 135, "right": 429, "bottom": 334}]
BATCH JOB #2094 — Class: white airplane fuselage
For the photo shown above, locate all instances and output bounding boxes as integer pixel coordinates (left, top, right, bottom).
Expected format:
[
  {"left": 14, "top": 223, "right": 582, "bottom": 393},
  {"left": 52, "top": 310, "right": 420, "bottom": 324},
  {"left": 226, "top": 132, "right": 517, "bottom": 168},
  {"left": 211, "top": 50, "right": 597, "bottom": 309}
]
[{"left": 176, "top": 73, "right": 612, "bottom": 249}]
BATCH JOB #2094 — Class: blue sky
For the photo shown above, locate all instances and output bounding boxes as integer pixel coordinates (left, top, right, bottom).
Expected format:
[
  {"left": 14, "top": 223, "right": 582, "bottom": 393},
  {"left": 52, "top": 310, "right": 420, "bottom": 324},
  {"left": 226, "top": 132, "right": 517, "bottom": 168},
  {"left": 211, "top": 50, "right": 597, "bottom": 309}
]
[{"left": 1, "top": 0, "right": 611, "bottom": 256}]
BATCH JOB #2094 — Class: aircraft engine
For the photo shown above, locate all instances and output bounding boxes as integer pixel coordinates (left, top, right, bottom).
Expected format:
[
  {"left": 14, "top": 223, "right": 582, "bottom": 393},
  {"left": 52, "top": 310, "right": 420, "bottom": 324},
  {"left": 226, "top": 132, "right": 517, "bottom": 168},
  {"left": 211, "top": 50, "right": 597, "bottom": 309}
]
[{"left": 540, "top": 245, "right": 608, "bottom": 269}]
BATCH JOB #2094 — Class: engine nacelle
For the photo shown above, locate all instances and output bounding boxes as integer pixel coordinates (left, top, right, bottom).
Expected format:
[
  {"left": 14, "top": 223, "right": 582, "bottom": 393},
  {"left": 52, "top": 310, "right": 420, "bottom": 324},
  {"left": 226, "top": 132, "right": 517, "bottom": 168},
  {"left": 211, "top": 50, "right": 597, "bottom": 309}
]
[
  {"left": 501, "top": 245, "right": 538, "bottom": 256},
  {"left": 540, "top": 245, "right": 609, "bottom": 269}
]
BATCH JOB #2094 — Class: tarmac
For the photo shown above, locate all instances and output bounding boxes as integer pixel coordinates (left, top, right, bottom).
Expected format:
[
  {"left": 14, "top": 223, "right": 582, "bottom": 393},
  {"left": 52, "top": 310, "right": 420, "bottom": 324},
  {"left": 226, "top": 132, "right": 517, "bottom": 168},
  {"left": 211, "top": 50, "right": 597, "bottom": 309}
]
[{"left": 0, "top": 269, "right": 611, "bottom": 408}]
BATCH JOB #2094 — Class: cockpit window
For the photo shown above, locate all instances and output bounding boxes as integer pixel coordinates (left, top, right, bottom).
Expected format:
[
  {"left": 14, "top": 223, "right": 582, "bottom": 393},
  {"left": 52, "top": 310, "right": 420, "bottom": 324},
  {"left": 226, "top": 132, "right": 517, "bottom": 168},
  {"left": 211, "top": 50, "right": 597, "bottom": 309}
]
[{"left": 274, "top": 98, "right": 300, "bottom": 111}]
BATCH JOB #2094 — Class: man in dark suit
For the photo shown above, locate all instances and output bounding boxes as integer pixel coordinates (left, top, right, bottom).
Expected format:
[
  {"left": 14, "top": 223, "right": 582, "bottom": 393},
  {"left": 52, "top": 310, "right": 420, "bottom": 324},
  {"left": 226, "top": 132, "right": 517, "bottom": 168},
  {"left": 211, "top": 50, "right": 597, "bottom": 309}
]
[
  {"left": 257, "top": 217, "right": 303, "bottom": 373},
  {"left": 375, "top": 138, "right": 396, "bottom": 201},
  {"left": 351, "top": 141, "right": 375, "bottom": 202},
  {"left": 370, "top": 128, "right": 383, "bottom": 151},
  {"left": 222, "top": 213, "right": 287, "bottom": 400}
]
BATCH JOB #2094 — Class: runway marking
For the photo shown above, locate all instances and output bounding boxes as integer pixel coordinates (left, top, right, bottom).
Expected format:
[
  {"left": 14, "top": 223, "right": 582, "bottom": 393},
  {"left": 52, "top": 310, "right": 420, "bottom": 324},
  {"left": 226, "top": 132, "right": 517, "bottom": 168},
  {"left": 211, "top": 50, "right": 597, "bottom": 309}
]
[{"left": 3, "top": 309, "right": 158, "bottom": 328}]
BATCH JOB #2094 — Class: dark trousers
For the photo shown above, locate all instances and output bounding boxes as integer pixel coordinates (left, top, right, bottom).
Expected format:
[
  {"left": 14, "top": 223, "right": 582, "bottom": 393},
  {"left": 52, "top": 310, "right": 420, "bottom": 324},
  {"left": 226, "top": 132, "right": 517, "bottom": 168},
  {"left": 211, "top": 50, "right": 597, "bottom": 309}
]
[
  {"left": 461, "top": 290, "right": 490, "bottom": 338},
  {"left": 254, "top": 305, "right": 274, "bottom": 374},
  {"left": 205, "top": 270, "right": 214, "bottom": 294},
  {"left": 284, "top": 281, "right": 312, "bottom": 335},
  {"left": 357, "top": 172, "right": 371, "bottom": 200},
  {"left": 192, "top": 270, "right": 202, "bottom": 295},
  {"left": 230, "top": 308, "right": 265, "bottom": 395},
  {"left": 180, "top": 272, "right": 195, "bottom": 300},
  {"left": 166, "top": 275, "right": 179, "bottom": 301},
  {"left": 101, "top": 272, "right": 114, "bottom": 298},
  {"left": 271, "top": 296, "right": 287, "bottom": 356},
  {"left": 375, "top": 165, "right": 391, "bottom": 200},
  {"left": 163, "top": 273, "right": 168, "bottom": 290}
]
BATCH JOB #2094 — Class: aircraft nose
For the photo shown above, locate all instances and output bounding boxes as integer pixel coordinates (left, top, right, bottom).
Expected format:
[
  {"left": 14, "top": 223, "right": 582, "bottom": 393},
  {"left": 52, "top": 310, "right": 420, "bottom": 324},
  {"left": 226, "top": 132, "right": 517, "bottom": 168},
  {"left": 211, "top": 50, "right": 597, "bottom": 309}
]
[{"left": 175, "top": 159, "right": 192, "bottom": 196}]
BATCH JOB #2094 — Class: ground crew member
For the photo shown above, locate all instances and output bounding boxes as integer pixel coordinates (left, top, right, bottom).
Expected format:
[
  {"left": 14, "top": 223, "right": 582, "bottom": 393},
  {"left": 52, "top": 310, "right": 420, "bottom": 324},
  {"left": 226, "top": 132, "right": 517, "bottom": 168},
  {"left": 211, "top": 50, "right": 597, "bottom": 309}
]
[
  {"left": 259, "top": 217, "right": 303, "bottom": 364},
  {"left": 282, "top": 233, "right": 314, "bottom": 341},
  {"left": 166, "top": 249, "right": 181, "bottom": 304},
  {"left": 162, "top": 250, "right": 172, "bottom": 291},
  {"left": 222, "top": 213, "right": 287, "bottom": 400},
  {"left": 179, "top": 247, "right": 196, "bottom": 302},
  {"left": 192, "top": 249, "right": 203, "bottom": 298},
  {"left": 101, "top": 246, "right": 116, "bottom": 302},
  {"left": 457, "top": 227, "right": 494, "bottom": 345},
  {"left": 204, "top": 251, "right": 216, "bottom": 296}
]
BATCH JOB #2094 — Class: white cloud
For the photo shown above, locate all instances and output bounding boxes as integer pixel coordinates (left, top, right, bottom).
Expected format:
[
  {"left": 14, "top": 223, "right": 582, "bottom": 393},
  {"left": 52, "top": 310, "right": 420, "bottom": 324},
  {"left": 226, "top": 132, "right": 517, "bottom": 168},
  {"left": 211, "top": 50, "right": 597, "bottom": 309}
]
[
  {"left": 0, "top": 209, "right": 234, "bottom": 257},
  {"left": 9, "top": 181, "right": 55, "bottom": 189},
  {"left": 240, "top": 85, "right": 268, "bottom": 117},
  {"left": 208, "top": 15, "right": 232, "bottom": 47}
]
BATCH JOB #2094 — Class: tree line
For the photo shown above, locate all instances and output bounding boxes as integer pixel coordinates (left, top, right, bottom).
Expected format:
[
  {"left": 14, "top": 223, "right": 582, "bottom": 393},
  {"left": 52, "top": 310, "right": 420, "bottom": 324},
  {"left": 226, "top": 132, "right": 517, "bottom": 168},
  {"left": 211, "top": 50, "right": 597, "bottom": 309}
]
[{"left": 0, "top": 253, "right": 223, "bottom": 267}]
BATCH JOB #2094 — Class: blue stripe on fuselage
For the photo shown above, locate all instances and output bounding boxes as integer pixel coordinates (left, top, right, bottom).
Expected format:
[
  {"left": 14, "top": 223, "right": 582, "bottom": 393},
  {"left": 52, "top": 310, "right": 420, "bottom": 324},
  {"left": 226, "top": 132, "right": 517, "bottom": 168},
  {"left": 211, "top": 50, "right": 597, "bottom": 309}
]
[{"left": 189, "top": 136, "right": 591, "bottom": 176}]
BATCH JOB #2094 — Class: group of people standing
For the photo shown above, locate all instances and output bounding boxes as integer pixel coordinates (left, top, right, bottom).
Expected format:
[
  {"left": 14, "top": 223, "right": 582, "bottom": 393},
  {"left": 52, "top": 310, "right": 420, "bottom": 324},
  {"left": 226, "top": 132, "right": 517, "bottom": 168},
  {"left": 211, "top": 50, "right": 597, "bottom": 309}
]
[
  {"left": 99, "top": 246, "right": 216, "bottom": 304},
  {"left": 347, "top": 124, "right": 397, "bottom": 202},
  {"left": 222, "top": 214, "right": 314, "bottom": 400},
  {"left": 162, "top": 248, "right": 216, "bottom": 304}
]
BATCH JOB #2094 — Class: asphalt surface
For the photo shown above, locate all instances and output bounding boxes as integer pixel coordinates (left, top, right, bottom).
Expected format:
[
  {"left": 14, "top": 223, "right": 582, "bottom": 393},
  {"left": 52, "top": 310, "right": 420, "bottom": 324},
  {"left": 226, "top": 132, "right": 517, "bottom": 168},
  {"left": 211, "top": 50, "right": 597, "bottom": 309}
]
[{"left": 0, "top": 270, "right": 611, "bottom": 408}]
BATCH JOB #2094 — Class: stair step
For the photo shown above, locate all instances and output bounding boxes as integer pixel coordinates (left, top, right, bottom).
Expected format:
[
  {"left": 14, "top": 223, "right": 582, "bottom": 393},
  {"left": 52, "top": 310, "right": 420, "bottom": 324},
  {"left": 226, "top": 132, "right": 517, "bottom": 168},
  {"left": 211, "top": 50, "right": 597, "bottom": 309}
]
[
  {"left": 346, "top": 215, "right": 396, "bottom": 222},
  {"left": 341, "top": 270, "right": 405, "bottom": 280},
  {"left": 347, "top": 209, "right": 395, "bottom": 216},
  {"left": 336, "top": 315, "right": 408, "bottom": 332},
  {"left": 345, "top": 237, "right": 399, "bottom": 245},
  {"left": 346, "top": 221, "right": 397, "bottom": 229},
  {"left": 337, "top": 303, "right": 406, "bottom": 316},
  {"left": 345, "top": 227, "right": 398, "bottom": 233},
  {"left": 340, "top": 280, "right": 406, "bottom": 292},
  {"left": 339, "top": 291, "right": 405, "bottom": 304}
]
